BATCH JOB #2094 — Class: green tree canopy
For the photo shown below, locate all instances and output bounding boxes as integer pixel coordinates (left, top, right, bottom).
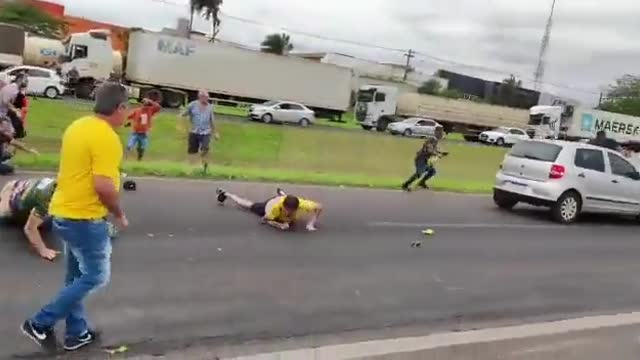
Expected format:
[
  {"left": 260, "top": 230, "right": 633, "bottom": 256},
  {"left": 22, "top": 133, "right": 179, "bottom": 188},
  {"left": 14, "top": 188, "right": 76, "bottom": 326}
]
[
  {"left": 417, "top": 79, "right": 442, "bottom": 95},
  {"left": 189, "top": 0, "right": 223, "bottom": 41},
  {"left": 260, "top": 33, "right": 293, "bottom": 55},
  {"left": 0, "top": 2, "right": 66, "bottom": 38}
]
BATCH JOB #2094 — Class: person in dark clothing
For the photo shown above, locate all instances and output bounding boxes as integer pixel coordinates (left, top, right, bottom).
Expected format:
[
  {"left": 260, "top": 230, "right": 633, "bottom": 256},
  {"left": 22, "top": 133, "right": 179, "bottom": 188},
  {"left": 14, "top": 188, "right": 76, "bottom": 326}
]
[
  {"left": 401, "top": 134, "right": 448, "bottom": 191},
  {"left": 589, "top": 130, "right": 621, "bottom": 151},
  {"left": 8, "top": 82, "right": 28, "bottom": 139}
]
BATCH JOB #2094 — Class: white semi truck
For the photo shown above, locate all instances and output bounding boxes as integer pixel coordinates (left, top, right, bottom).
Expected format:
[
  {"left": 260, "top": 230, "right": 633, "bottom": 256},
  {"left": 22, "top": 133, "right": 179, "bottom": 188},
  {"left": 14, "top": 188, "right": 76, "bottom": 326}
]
[
  {"left": 355, "top": 85, "right": 530, "bottom": 141},
  {"left": 528, "top": 105, "right": 640, "bottom": 145},
  {"left": 60, "top": 28, "right": 353, "bottom": 116}
]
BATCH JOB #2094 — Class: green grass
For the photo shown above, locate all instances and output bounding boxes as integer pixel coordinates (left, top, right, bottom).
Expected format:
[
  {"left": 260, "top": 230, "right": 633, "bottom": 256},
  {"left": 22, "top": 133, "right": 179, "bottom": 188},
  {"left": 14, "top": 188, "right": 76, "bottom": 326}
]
[{"left": 13, "top": 99, "right": 507, "bottom": 193}]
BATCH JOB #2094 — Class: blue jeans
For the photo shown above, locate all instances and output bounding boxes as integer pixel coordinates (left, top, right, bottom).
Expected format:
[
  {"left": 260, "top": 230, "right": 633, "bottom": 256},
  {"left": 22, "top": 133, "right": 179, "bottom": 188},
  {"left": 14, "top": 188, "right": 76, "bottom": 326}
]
[
  {"left": 126, "top": 132, "right": 149, "bottom": 151},
  {"left": 31, "top": 218, "right": 112, "bottom": 338}
]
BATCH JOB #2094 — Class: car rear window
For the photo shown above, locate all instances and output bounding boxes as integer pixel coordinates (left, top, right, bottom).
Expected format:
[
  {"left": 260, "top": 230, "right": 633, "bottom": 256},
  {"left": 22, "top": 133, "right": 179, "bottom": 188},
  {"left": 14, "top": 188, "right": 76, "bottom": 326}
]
[{"left": 508, "top": 141, "right": 562, "bottom": 162}]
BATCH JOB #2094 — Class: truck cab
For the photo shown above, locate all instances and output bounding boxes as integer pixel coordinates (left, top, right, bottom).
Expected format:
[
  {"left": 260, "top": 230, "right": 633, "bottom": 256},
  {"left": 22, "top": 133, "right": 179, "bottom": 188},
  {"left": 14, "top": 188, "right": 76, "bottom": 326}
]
[
  {"left": 60, "top": 29, "right": 115, "bottom": 98},
  {"left": 355, "top": 85, "right": 399, "bottom": 131},
  {"left": 527, "top": 105, "right": 574, "bottom": 140}
]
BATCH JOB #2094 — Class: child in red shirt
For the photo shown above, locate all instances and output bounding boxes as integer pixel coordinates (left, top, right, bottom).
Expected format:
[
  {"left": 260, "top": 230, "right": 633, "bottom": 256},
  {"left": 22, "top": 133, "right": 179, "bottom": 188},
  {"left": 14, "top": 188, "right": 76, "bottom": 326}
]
[{"left": 125, "top": 97, "right": 161, "bottom": 161}]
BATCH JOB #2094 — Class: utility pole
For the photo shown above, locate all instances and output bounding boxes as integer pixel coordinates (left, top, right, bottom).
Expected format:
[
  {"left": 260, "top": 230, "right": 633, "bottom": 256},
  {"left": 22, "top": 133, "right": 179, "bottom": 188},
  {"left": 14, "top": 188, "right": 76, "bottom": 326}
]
[
  {"left": 533, "top": 0, "right": 557, "bottom": 92},
  {"left": 403, "top": 49, "right": 415, "bottom": 81}
]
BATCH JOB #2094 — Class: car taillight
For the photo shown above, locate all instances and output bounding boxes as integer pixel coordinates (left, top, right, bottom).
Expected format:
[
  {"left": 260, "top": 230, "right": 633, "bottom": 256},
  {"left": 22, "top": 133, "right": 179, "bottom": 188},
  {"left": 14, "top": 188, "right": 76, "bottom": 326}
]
[{"left": 549, "top": 164, "right": 565, "bottom": 179}]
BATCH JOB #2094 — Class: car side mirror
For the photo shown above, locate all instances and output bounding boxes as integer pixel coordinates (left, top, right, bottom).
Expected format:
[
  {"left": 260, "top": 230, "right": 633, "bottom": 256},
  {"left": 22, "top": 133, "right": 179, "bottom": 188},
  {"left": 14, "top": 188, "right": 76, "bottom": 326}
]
[{"left": 628, "top": 171, "right": 640, "bottom": 180}]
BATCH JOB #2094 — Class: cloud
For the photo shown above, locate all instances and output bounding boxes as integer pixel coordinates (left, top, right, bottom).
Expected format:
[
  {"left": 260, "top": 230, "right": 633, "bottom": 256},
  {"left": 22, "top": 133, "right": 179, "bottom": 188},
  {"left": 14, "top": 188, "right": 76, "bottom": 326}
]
[{"left": 51, "top": 0, "right": 640, "bottom": 104}]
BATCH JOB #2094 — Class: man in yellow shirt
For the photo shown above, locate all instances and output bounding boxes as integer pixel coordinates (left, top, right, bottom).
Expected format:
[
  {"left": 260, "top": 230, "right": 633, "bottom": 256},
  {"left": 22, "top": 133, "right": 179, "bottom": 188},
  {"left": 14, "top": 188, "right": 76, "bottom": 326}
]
[
  {"left": 21, "top": 82, "right": 129, "bottom": 353},
  {"left": 216, "top": 187, "right": 323, "bottom": 232}
]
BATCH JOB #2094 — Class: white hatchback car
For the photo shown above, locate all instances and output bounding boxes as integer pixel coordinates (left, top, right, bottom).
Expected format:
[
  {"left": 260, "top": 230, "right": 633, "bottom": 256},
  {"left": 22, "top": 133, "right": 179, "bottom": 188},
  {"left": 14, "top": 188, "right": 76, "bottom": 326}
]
[
  {"left": 0, "top": 65, "right": 65, "bottom": 99},
  {"left": 479, "top": 127, "right": 529, "bottom": 146},
  {"left": 494, "top": 140, "right": 640, "bottom": 223},
  {"left": 249, "top": 100, "right": 316, "bottom": 127}
]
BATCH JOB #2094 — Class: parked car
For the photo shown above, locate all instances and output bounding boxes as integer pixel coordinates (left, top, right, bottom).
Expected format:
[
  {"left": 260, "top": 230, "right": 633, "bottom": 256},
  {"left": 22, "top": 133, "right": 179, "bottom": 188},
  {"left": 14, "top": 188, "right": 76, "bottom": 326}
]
[
  {"left": 387, "top": 117, "right": 443, "bottom": 137},
  {"left": 479, "top": 127, "right": 528, "bottom": 146},
  {"left": 249, "top": 100, "right": 316, "bottom": 127},
  {"left": 0, "top": 65, "right": 65, "bottom": 99},
  {"left": 493, "top": 140, "right": 640, "bottom": 223}
]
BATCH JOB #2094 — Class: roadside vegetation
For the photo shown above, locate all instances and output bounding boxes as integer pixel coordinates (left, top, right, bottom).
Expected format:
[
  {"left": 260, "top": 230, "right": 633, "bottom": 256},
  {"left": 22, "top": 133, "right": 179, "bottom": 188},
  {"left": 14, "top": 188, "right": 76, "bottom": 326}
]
[{"left": 13, "top": 99, "right": 507, "bottom": 193}]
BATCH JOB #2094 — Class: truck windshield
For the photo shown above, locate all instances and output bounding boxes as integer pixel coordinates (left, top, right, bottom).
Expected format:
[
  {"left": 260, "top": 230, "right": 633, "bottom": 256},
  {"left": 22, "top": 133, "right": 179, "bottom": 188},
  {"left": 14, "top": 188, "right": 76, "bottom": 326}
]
[
  {"left": 509, "top": 141, "right": 562, "bottom": 162},
  {"left": 529, "top": 114, "right": 550, "bottom": 125},
  {"left": 357, "top": 90, "right": 375, "bottom": 103}
]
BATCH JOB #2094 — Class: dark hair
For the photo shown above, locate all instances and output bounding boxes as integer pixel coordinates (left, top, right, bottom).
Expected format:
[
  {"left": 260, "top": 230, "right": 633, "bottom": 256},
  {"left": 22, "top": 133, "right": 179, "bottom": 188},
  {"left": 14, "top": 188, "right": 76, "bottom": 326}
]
[
  {"left": 93, "top": 82, "right": 128, "bottom": 116},
  {"left": 283, "top": 195, "right": 300, "bottom": 210},
  {"left": 596, "top": 130, "right": 606, "bottom": 138}
]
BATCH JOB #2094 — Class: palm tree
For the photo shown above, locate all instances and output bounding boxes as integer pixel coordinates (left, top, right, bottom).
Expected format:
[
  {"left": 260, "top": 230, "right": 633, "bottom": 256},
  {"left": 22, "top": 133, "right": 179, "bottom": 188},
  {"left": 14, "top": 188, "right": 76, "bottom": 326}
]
[
  {"left": 260, "top": 33, "right": 294, "bottom": 55},
  {"left": 189, "top": 0, "right": 223, "bottom": 42}
]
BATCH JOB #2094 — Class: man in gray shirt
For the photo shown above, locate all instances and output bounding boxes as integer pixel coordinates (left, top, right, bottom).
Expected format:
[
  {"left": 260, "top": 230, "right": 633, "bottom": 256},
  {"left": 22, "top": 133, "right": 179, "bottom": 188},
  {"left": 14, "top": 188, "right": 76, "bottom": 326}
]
[
  {"left": 0, "top": 73, "right": 27, "bottom": 119},
  {"left": 179, "top": 90, "right": 220, "bottom": 172}
]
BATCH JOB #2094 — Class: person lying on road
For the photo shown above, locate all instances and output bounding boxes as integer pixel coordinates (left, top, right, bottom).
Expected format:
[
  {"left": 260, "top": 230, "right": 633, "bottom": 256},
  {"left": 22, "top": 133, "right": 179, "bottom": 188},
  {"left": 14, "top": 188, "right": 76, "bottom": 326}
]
[
  {"left": 215, "top": 187, "right": 323, "bottom": 232},
  {"left": 0, "top": 177, "right": 117, "bottom": 261}
]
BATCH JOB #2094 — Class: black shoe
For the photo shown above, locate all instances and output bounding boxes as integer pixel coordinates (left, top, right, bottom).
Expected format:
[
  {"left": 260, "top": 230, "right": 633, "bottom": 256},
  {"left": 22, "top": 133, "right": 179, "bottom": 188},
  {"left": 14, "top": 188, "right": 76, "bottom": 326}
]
[
  {"left": 203, "top": 162, "right": 209, "bottom": 175},
  {"left": 20, "top": 320, "right": 57, "bottom": 351},
  {"left": 276, "top": 187, "right": 286, "bottom": 196},
  {"left": 402, "top": 186, "right": 411, "bottom": 192},
  {"left": 64, "top": 329, "right": 98, "bottom": 351},
  {"left": 216, "top": 188, "right": 227, "bottom": 203}
]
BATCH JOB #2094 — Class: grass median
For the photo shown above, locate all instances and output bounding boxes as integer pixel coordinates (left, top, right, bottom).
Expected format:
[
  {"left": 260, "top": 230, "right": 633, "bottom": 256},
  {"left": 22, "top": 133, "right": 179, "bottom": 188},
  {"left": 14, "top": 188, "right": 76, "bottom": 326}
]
[{"left": 12, "top": 99, "right": 507, "bottom": 193}]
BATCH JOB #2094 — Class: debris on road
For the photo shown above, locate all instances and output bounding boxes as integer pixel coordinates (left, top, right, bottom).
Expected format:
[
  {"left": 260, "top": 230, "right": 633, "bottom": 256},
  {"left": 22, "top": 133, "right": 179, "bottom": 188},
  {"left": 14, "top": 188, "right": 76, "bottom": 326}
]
[
  {"left": 104, "top": 345, "right": 129, "bottom": 355},
  {"left": 422, "top": 228, "right": 434, "bottom": 236},
  {"left": 411, "top": 241, "right": 422, "bottom": 248}
]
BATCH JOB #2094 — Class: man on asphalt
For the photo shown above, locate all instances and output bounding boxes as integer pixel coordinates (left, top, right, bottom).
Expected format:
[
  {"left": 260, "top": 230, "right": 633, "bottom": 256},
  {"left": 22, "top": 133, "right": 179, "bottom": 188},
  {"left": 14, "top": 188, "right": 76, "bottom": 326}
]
[
  {"left": 21, "top": 82, "right": 128, "bottom": 352},
  {"left": 179, "top": 90, "right": 219, "bottom": 172}
]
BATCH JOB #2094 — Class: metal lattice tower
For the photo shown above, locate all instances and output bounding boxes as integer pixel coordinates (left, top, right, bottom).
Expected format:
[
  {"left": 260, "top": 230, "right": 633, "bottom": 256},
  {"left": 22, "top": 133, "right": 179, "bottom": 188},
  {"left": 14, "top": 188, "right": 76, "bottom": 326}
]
[{"left": 533, "top": 0, "right": 557, "bottom": 91}]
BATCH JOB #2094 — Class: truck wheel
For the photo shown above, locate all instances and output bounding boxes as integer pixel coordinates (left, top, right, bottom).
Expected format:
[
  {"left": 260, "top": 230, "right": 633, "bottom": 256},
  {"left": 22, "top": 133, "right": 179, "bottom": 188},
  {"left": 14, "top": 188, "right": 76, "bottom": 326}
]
[
  {"left": 403, "top": 129, "right": 412, "bottom": 137},
  {"left": 299, "top": 118, "right": 310, "bottom": 127},
  {"left": 361, "top": 125, "right": 373, "bottom": 131},
  {"left": 44, "top": 87, "right": 59, "bottom": 99},
  {"left": 162, "top": 90, "right": 184, "bottom": 108},
  {"left": 261, "top": 114, "right": 273, "bottom": 124},
  {"left": 551, "top": 191, "right": 582, "bottom": 224},
  {"left": 376, "top": 117, "right": 392, "bottom": 132},
  {"left": 496, "top": 138, "right": 505, "bottom": 146},
  {"left": 75, "top": 82, "right": 93, "bottom": 99}
]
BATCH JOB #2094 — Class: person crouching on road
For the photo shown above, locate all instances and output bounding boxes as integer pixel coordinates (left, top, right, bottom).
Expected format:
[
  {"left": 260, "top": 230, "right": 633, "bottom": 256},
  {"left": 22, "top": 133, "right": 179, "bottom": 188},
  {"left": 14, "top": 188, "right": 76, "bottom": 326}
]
[
  {"left": 216, "top": 187, "right": 323, "bottom": 232},
  {"left": 401, "top": 128, "right": 447, "bottom": 191},
  {"left": 0, "top": 177, "right": 118, "bottom": 261},
  {"left": 125, "top": 96, "right": 161, "bottom": 161}
]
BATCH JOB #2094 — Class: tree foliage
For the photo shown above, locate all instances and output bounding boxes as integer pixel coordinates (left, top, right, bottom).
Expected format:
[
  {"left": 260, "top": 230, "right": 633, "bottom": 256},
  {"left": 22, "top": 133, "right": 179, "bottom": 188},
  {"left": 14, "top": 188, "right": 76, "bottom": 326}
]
[
  {"left": 600, "top": 75, "right": 640, "bottom": 116},
  {"left": 261, "top": 33, "right": 294, "bottom": 55},
  {"left": 0, "top": 2, "right": 66, "bottom": 38},
  {"left": 417, "top": 79, "right": 442, "bottom": 95},
  {"left": 189, "top": 0, "right": 223, "bottom": 42}
]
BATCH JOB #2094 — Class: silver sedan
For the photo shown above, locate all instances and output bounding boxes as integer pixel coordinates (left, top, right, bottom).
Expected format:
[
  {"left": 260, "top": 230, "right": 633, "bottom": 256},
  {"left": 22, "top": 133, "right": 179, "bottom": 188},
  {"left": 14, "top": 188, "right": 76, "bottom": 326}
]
[
  {"left": 249, "top": 100, "right": 316, "bottom": 127},
  {"left": 387, "top": 118, "right": 443, "bottom": 137}
]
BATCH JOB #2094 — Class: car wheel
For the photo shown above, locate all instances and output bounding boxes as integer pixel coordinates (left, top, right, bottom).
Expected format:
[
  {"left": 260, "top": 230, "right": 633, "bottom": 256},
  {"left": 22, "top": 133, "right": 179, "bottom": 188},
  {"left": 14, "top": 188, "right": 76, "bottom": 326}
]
[
  {"left": 551, "top": 191, "right": 582, "bottom": 224},
  {"left": 493, "top": 190, "right": 518, "bottom": 210},
  {"left": 261, "top": 113, "right": 273, "bottom": 124},
  {"left": 403, "top": 129, "right": 412, "bottom": 137},
  {"left": 496, "top": 138, "right": 505, "bottom": 146},
  {"left": 44, "top": 87, "right": 59, "bottom": 99},
  {"left": 299, "top": 118, "right": 310, "bottom": 127},
  {"left": 361, "top": 125, "right": 373, "bottom": 131}
]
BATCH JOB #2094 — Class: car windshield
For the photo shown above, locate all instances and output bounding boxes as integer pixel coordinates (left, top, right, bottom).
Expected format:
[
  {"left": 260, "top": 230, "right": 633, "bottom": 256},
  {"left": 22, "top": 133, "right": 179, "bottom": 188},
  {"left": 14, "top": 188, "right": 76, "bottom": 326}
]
[
  {"left": 262, "top": 100, "right": 279, "bottom": 107},
  {"left": 509, "top": 141, "right": 562, "bottom": 162}
]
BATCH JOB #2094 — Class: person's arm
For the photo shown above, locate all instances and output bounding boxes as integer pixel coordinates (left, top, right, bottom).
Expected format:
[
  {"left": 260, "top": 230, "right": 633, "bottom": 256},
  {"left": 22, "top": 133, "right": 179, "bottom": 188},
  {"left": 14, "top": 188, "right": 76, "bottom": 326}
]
[
  {"left": 177, "top": 103, "right": 191, "bottom": 133},
  {"left": 304, "top": 203, "right": 323, "bottom": 231},
  {"left": 260, "top": 205, "right": 289, "bottom": 230},
  {"left": 91, "top": 134, "right": 127, "bottom": 227},
  {"left": 9, "top": 139, "right": 38, "bottom": 154},
  {"left": 23, "top": 209, "right": 59, "bottom": 261}
]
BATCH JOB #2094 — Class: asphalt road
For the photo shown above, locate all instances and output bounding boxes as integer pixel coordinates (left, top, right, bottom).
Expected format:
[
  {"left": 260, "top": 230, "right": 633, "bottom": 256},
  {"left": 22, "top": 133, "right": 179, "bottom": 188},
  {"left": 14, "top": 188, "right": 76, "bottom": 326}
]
[{"left": 2, "top": 175, "right": 640, "bottom": 358}]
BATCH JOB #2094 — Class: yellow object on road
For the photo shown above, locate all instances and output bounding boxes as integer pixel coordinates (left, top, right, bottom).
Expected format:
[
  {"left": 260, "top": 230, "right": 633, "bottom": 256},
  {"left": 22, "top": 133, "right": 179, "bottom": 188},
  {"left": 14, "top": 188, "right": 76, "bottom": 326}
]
[{"left": 422, "top": 229, "right": 434, "bottom": 235}]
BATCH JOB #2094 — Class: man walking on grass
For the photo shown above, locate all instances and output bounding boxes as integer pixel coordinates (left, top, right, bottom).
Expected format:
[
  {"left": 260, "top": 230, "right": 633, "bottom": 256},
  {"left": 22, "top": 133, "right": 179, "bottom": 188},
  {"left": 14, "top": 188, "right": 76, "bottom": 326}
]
[
  {"left": 179, "top": 90, "right": 219, "bottom": 173},
  {"left": 21, "top": 82, "right": 129, "bottom": 352}
]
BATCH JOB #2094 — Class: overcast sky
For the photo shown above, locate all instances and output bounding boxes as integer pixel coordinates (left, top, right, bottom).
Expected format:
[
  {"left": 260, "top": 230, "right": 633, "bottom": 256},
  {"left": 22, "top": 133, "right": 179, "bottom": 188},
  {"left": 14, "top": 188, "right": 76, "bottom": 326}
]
[{"left": 53, "top": 0, "right": 640, "bottom": 105}]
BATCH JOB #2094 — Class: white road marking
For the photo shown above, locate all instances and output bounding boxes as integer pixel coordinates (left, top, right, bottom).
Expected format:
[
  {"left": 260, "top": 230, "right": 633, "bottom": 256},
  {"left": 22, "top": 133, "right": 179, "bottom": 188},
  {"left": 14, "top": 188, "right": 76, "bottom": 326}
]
[
  {"left": 368, "top": 222, "right": 563, "bottom": 229},
  {"left": 223, "top": 312, "right": 640, "bottom": 360}
]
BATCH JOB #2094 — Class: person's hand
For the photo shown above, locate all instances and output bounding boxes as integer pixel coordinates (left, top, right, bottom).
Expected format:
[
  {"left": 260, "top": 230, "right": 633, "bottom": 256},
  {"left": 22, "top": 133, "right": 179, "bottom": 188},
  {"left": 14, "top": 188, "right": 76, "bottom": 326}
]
[
  {"left": 306, "top": 223, "right": 317, "bottom": 232},
  {"left": 114, "top": 214, "right": 129, "bottom": 230},
  {"left": 278, "top": 222, "right": 290, "bottom": 230},
  {"left": 29, "top": 148, "right": 39, "bottom": 156},
  {"left": 39, "top": 248, "right": 60, "bottom": 261},
  {"left": 214, "top": 132, "right": 220, "bottom": 141}
]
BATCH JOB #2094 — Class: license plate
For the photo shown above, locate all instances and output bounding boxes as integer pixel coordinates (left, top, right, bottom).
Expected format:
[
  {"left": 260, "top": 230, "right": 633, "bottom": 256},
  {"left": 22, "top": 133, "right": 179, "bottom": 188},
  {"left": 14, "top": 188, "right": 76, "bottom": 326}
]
[{"left": 506, "top": 180, "right": 527, "bottom": 187}]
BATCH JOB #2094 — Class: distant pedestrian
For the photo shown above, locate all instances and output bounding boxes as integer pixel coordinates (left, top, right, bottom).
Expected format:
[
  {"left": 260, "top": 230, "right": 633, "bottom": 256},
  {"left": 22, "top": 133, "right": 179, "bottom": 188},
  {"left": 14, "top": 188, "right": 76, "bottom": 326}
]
[
  {"left": 21, "top": 82, "right": 128, "bottom": 353},
  {"left": 589, "top": 130, "right": 621, "bottom": 151},
  {"left": 7, "top": 81, "right": 28, "bottom": 139},
  {"left": 125, "top": 96, "right": 161, "bottom": 161},
  {"left": 179, "top": 90, "right": 219, "bottom": 173},
  {"left": 401, "top": 127, "right": 447, "bottom": 191}
]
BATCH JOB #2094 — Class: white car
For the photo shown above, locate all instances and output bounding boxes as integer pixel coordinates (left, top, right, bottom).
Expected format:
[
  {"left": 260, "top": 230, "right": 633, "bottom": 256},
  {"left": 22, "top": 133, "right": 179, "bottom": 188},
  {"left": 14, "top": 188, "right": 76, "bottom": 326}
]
[
  {"left": 0, "top": 65, "right": 65, "bottom": 99},
  {"left": 479, "top": 127, "right": 528, "bottom": 146},
  {"left": 249, "top": 100, "right": 316, "bottom": 127},
  {"left": 494, "top": 140, "right": 640, "bottom": 223},
  {"left": 388, "top": 118, "right": 443, "bottom": 137}
]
